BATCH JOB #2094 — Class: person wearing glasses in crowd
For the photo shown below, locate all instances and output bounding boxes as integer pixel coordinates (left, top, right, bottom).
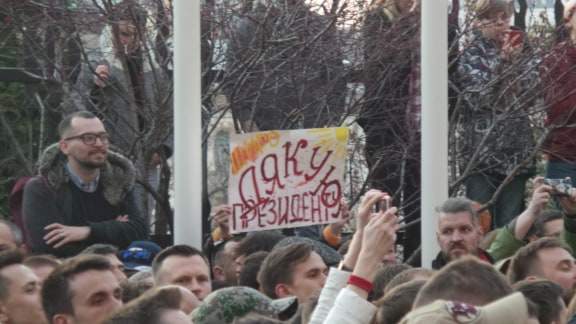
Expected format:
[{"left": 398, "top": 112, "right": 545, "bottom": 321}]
[{"left": 22, "top": 111, "right": 148, "bottom": 257}]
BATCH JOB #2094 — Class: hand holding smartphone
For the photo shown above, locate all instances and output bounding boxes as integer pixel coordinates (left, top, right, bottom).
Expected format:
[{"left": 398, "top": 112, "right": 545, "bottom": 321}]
[
  {"left": 373, "top": 196, "right": 390, "bottom": 213},
  {"left": 506, "top": 28, "right": 524, "bottom": 47},
  {"left": 501, "top": 27, "right": 524, "bottom": 61}
]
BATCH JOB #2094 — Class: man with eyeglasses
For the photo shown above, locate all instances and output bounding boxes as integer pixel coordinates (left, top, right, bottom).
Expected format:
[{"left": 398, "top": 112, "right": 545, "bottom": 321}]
[{"left": 22, "top": 111, "right": 148, "bottom": 257}]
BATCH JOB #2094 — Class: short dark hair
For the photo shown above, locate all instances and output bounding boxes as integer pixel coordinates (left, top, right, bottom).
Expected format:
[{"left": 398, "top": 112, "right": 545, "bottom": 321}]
[
  {"left": 384, "top": 267, "right": 434, "bottom": 295},
  {"left": 23, "top": 254, "right": 60, "bottom": 269},
  {"left": 370, "top": 264, "right": 412, "bottom": 301},
  {"left": 152, "top": 245, "right": 208, "bottom": 278},
  {"left": 81, "top": 243, "right": 119, "bottom": 256},
  {"left": 234, "top": 231, "right": 285, "bottom": 259},
  {"left": 436, "top": 197, "right": 479, "bottom": 225},
  {"left": 514, "top": 279, "right": 565, "bottom": 324},
  {"left": 239, "top": 251, "right": 269, "bottom": 290},
  {"left": 0, "top": 250, "right": 24, "bottom": 300},
  {"left": 121, "top": 276, "right": 154, "bottom": 303},
  {"left": 528, "top": 210, "right": 563, "bottom": 239},
  {"left": 104, "top": 286, "right": 183, "bottom": 324},
  {"left": 58, "top": 111, "right": 97, "bottom": 138},
  {"left": 415, "top": 256, "right": 512, "bottom": 307},
  {"left": 213, "top": 238, "right": 241, "bottom": 267},
  {"left": 41, "top": 255, "right": 113, "bottom": 320},
  {"left": 258, "top": 243, "right": 313, "bottom": 299},
  {"left": 374, "top": 280, "right": 427, "bottom": 324},
  {"left": 508, "top": 237, "right": 572, "bottom": 284}
]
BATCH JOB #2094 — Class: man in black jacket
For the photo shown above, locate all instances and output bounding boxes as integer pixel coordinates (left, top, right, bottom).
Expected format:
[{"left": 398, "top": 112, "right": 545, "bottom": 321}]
[
  {"left": 23, "top": 111, "right": 148, "bottom": 257},
  {"left": 432, "top": 197, "right": 493, "bottom": 270}
]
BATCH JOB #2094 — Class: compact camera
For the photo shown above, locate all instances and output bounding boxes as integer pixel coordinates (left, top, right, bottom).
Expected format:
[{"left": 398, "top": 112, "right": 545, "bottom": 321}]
[{"left": 543, "top": 178, "right": 573, "bottom": 197}]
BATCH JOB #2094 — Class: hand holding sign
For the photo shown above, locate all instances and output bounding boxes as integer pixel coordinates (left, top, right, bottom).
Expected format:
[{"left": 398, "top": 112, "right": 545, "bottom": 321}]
[
  {"left": 327, "top": 199, "right": 350, "bottom": 236},
  {"left": 210, "top": 205, "right": 232, "bottom": 240}
]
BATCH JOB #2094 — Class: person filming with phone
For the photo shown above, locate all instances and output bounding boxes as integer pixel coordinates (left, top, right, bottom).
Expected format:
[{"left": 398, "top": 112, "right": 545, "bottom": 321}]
[{"left": 458, "top": 0, "right": 540, "bottom": 230}]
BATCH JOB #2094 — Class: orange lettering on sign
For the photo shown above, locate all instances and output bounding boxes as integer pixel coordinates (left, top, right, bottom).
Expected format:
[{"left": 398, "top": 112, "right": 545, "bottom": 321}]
[{"left": 231, "top": 131, "right": 280, "bottom": 175}]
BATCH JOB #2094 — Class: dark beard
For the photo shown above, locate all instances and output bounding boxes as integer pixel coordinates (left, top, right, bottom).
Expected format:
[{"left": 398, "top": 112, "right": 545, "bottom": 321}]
[
  {"left": 442, "top": 246, "right": 473, "bottom": 263},
  {"left": 77, "top": 158, "right": 106, "bottom": 170},
  {"left": 441, "top": 250, "right": 456, "bottom": 263}
]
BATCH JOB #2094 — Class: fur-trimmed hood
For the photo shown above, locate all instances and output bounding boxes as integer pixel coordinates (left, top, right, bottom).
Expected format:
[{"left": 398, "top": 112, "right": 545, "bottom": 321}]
[{"left": 37, "top": 143, "right": 136, "bottom": 205}]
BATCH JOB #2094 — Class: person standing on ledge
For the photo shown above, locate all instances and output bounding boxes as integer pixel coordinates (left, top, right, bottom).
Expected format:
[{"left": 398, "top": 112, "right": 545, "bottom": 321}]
[{"left": 23, "top": 111, "right": 148, "bottom": 257}]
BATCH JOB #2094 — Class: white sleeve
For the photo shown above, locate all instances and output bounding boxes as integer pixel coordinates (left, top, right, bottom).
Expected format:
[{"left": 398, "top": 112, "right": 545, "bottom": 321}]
[
  {"left": 308, "top": 268, "right": 351, "bottom": 324},
  {"left": 322, "top": 287, "right": 378, "bottom": 324}
]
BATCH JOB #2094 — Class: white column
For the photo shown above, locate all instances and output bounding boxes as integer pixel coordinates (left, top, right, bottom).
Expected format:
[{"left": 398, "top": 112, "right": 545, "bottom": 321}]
[
  {"left": 421, "top": 1, "right": 448, "bottom": 267},
  {"left": 173, "top": 0, "right": 203, "bottom": 248}
]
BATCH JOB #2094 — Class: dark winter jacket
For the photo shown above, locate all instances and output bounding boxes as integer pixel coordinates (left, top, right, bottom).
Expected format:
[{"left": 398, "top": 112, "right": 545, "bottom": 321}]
[
  {"left": 431, "top": 248, "right": 494, "bottom": 270},
  {"left": 360, "top": 7, "right": 419, "bottom": 136},
  {"left": 23, "top": 144, "right": 148, "bottom": 257}
]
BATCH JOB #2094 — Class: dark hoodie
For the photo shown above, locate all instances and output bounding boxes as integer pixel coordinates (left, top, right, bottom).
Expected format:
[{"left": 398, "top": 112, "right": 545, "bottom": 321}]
[{"left": 23, "top": 144, "right": 148, "bottom": 257}]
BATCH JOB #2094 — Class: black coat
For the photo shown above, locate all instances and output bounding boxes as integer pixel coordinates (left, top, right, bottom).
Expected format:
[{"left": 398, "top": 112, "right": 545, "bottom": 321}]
[{"left": 23, "top": 144, "right": 148, "bottom": 257}]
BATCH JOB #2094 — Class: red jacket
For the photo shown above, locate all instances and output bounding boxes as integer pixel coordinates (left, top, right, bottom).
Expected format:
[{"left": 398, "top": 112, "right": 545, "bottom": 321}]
[{"left": 542, "top": 42, "right": 576, "bottom": 162}]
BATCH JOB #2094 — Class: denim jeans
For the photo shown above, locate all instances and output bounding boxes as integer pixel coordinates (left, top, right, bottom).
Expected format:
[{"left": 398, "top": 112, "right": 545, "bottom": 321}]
[{"left": 466, "top": 173, "right": 531, "bottom": 229}]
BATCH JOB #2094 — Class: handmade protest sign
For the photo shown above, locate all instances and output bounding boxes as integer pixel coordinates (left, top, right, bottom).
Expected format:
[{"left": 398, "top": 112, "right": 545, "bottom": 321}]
[{"left": 228, "top": 127, "right": 349, "bottom": 233}]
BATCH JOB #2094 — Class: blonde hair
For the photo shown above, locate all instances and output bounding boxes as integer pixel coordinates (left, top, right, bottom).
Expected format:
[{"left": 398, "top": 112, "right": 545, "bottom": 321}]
[
  {"left": 369, "top": 0, "right": 409, "bottom": 20},
  {"left": 474, "top": 0, "right": 514, "bottom": 20},
  {"left": 565, "top": 0, "right": 576, "bottom": 26}
]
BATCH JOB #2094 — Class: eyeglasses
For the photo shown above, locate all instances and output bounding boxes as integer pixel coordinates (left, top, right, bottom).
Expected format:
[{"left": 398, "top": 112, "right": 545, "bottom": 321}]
[{"left": 64, "top": 132, "right": 110, "bottom": 145}]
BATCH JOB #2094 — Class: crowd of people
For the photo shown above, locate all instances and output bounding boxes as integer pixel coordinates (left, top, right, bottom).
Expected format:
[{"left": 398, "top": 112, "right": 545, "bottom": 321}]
[
  {"left": 3, "top": 0, "right": 576, "bottom": 323},
  {"left": 0, "top": 109, "right": 575, "bottom": 323}
]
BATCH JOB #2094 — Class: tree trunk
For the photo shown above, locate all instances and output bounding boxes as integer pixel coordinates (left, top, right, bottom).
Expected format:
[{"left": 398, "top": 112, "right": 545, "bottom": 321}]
[
  {"left": 514, "top": 0, "right": 527, "bottom": 31},
  {"left": 555, "top": 0, "right": 565, "bottom": 28}
]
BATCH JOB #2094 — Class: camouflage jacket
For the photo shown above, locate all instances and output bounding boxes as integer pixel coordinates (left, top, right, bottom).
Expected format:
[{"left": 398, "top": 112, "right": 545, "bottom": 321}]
[{"left": 457, "top": 30, "right": 539, "bottom": 176}]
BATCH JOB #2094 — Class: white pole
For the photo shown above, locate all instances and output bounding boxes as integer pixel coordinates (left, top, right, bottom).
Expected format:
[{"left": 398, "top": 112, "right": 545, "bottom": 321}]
[
  {"left": 421, "top": 1, "right": 448, "bottom": 267},
  {"left": 173, "top": 0, "right": 203, "bottom": 248}
]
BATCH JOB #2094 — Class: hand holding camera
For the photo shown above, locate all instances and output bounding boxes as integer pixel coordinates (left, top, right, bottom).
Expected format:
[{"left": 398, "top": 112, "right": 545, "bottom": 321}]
[
  {"left": 543, "top": 178, "right": 574, "bottom": 197},
  {"left": 545, "top": 177, "right": 576, "bottom": 216},
  {"left": 526, "top": 177, "right": 552, "bottom": 216}
]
